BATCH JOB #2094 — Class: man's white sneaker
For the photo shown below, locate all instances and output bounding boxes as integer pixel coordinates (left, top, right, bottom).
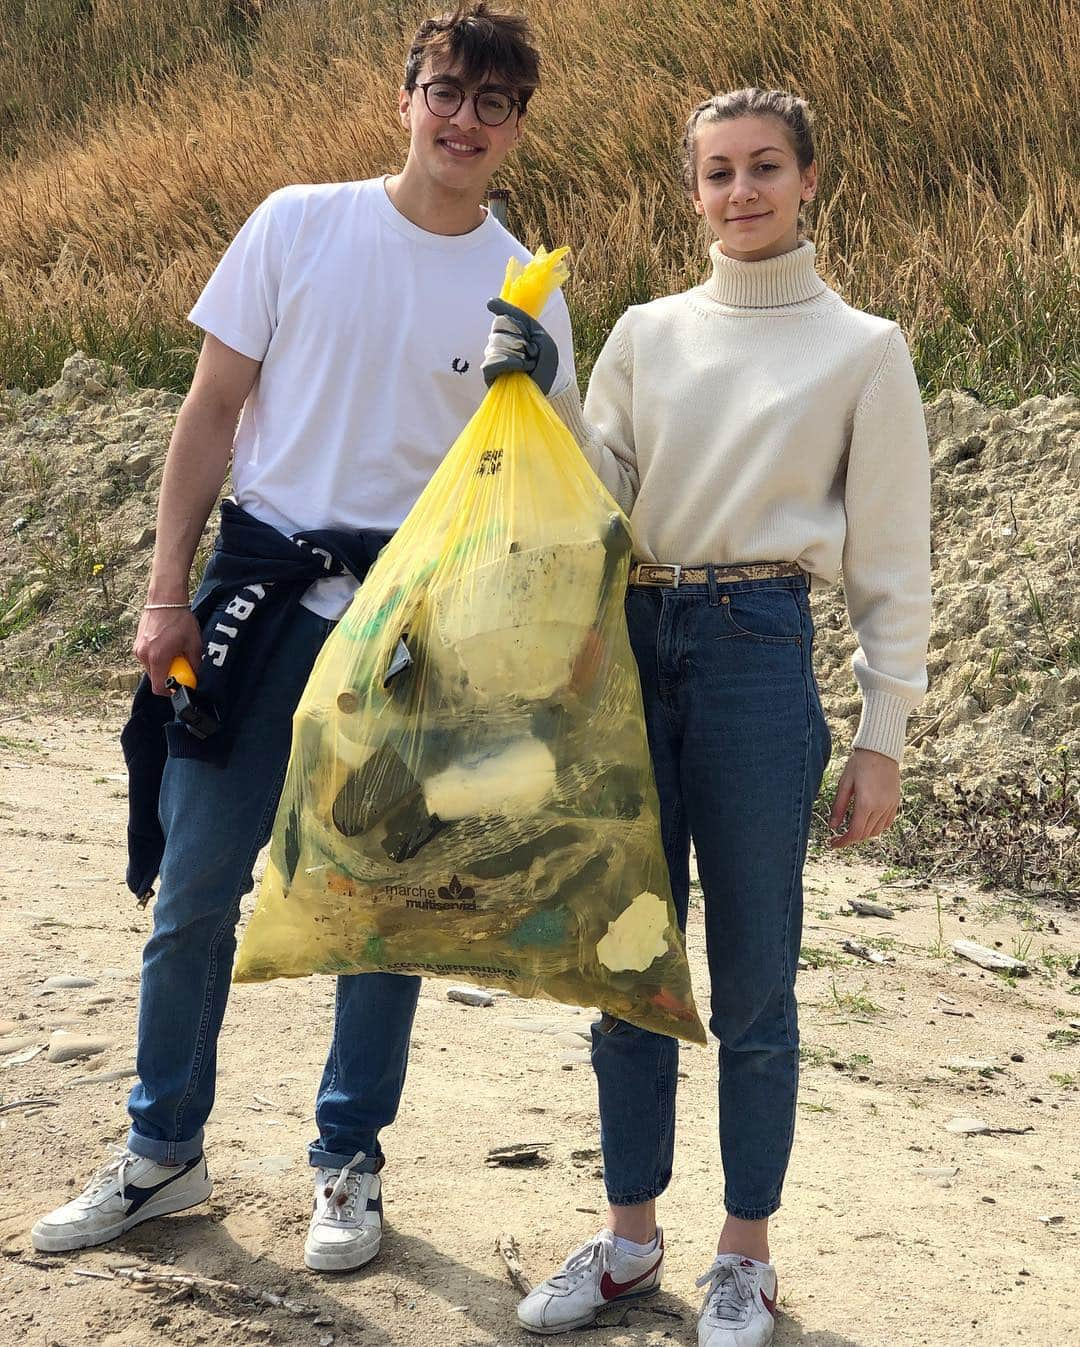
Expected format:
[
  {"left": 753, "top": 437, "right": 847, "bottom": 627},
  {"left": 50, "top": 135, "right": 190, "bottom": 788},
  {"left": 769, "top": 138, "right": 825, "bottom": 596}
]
[
  {"left": 31, "top": 1146, "right": 212, "bottom": 1252},
  {"left": 304, "top": 1151, "right": 383, "bottom": 1272},
  {"left": 696, "top": 1254, "right": 778, "bottom": 1347},
  {"left": 517, "top": 1227, "right": 664, "bottom": 1335}
]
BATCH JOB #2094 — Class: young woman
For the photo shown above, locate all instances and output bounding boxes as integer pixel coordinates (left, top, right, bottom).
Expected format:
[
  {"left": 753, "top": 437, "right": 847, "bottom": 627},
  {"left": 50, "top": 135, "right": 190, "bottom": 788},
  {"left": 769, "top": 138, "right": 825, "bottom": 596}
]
[{"left": 484, "top": 87, "right": 931, "bottom": 1345}]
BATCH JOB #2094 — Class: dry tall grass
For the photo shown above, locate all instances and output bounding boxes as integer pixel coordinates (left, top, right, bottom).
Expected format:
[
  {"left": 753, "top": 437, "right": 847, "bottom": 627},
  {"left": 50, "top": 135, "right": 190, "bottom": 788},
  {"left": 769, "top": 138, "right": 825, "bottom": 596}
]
[{"left": 0, "top": 0, "right": 1076, "bottom": 400}]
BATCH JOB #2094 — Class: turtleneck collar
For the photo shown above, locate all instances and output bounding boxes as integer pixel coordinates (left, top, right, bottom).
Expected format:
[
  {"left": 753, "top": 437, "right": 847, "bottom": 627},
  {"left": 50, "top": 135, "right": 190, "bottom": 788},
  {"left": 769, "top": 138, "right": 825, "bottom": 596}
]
[{"left": 703, "top": 238, "right": 827, "bottom": 308}]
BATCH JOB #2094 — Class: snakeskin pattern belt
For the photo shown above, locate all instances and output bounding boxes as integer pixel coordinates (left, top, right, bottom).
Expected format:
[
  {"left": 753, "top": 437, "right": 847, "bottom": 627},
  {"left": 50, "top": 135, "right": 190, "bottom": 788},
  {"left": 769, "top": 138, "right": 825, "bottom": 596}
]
[{"left": 628, "top": 561, "right": 805, "bottom": 588}]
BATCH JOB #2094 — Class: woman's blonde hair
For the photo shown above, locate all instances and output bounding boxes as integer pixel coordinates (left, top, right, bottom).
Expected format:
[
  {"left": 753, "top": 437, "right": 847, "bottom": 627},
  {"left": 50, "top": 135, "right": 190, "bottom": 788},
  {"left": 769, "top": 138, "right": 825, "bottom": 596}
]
[{"left": 680, "top": 87, "right": 815, "bottom": 194}]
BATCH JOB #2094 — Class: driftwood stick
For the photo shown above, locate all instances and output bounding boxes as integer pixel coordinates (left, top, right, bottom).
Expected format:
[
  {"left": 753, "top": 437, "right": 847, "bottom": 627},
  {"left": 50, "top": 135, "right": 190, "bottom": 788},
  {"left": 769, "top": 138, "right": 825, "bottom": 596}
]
[
  {"left": 0, "top": 1098, "right": 59, "bottom": 1114},
  {"left": 952, "top": 939, "right": 1028, "bottom": 974},
  {"left": 841, "top": 939, "right": 893, "bottom": 965},
  {"left": 111, "top": 1266, "right": 319, "bottom": 1316},
  {"left": 496, "top": 1233, "right": 533, "bottom": 1296},
  {"left": 908, "top": 704, "right": 950, "bottom": 749}
]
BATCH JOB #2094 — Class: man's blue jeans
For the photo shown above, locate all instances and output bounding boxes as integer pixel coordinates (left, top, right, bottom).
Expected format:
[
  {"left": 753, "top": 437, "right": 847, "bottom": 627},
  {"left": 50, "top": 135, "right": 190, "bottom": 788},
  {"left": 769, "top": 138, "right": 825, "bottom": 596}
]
[
  {"left": 592, "top": 574, "right": 831, "bottom": 1220},
  {"left": 126, "top": 604, "right": 420, "bottom": 1174}
]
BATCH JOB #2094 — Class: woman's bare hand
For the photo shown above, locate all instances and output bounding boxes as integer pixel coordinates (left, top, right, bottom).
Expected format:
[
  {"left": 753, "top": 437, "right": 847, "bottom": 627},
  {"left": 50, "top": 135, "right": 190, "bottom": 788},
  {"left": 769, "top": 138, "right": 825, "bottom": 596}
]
[{"left": 827, "top": 748, "right": 901, "bottom": 848}]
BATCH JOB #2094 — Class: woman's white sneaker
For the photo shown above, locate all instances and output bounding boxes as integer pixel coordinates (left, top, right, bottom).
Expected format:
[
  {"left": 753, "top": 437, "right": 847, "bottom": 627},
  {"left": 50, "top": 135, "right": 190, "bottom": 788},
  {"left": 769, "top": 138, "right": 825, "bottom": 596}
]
[
  {"left": 696, "top": 1254, "right": 778, "bottom": 1347},
  {"left": 304, "top": 1151, "right": 383, "bottom": 1272},
  {"left": 31, "top": 1146, "right": 212, "bottom": 1252},
  {"left": 517, "top": 1227, "right": 664, "bottom": 1335}
]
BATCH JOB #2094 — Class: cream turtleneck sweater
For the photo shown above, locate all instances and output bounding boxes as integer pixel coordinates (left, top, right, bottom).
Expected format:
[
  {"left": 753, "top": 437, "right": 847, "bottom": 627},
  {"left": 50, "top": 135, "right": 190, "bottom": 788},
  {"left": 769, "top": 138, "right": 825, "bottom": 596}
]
[{"left": 550, "top": 240, "right": 931, "bottom": 763}]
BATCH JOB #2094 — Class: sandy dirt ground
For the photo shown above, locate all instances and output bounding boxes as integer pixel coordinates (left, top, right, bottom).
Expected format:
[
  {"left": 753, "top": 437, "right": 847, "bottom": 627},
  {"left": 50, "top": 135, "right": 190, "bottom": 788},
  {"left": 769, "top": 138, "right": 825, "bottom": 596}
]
[{"left": 1, "top": 711, "right": 1078, "bottom": 1347}]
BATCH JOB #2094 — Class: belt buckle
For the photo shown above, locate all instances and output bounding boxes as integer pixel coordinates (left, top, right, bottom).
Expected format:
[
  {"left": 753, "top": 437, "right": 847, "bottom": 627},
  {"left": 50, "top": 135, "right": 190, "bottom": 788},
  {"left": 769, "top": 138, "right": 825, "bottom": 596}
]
[{"left": 638, "top": 563, "right": 682, "bottom": 587}]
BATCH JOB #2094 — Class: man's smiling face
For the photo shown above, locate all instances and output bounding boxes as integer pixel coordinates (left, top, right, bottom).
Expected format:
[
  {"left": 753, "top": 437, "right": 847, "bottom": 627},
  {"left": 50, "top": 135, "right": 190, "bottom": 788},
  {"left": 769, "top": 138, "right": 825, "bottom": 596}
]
[{"left": 399, "top": 59, "right": 525, "bottom": 195}]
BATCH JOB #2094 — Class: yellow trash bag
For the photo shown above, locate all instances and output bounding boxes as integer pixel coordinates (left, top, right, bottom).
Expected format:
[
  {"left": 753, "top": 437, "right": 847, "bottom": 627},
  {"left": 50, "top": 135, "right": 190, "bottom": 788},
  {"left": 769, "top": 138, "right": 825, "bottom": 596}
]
[{"left": 233, "top": 248, "right": 705, "bottom": 1044}]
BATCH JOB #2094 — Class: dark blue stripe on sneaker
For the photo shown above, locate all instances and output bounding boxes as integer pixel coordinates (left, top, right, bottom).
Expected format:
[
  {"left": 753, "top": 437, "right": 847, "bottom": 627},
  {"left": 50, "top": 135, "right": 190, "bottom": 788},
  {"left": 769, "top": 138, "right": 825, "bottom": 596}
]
[{"left": 123, "top": 1154, "right": 203, "bottom": 1215}]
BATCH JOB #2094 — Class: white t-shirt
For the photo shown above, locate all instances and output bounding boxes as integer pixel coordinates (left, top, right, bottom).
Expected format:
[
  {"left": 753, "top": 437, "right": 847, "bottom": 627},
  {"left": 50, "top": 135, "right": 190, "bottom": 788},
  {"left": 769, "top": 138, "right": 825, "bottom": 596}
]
[{"left": 188, "top": 177, "right": 576, "bottom": 617}]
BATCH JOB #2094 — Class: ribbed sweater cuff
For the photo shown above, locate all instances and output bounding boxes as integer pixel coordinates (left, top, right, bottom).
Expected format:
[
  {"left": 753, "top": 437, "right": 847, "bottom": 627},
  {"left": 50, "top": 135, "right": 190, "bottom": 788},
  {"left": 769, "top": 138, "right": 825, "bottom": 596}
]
[
  {"left": 852, "top": 690, "right": 915, "bottom": 764},
  {"left": 548, "top": 382, "right": 590, "bottom": 447}
]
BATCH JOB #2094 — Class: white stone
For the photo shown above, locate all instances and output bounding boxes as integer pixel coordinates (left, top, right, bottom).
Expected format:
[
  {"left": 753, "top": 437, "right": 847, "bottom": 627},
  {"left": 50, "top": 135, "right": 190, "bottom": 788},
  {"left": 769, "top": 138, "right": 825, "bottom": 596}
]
[
  {"left": 944, "top": 1116, "right": 990, "bottom": 1135},
  {"left": 446, "top": 985, "right": 495, "bottom": 1007},
  {"left": 46, "top": 1031, "right": 111, "bottom": 1064}
]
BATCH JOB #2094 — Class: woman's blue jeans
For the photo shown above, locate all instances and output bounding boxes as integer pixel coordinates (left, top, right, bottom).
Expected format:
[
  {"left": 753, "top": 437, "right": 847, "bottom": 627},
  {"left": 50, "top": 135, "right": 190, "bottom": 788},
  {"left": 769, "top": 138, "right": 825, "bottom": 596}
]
[
  {"left": 592, "top": 573, "right": 831, "bottom": 1220},
  {"left": 125, "top": 604, "right": 420, "bottom": 1174}
]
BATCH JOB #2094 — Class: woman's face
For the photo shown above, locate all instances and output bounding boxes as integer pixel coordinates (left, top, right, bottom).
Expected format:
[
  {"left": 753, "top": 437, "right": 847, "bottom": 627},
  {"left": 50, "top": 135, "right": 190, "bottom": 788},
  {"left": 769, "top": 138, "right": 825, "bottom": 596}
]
[{"left": 692, "top": 115, "right": 817, "bottom": 262}]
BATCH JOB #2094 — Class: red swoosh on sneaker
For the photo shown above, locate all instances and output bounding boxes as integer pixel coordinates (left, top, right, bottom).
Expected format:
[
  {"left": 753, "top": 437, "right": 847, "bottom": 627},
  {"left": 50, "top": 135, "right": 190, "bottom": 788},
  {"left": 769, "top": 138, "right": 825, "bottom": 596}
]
[
  {"left": 599, "top": 1250, "right": 664, "bottom": 1301},
  {"left": 761, "top": 1284, "right": 779, "bottom": 1318}
]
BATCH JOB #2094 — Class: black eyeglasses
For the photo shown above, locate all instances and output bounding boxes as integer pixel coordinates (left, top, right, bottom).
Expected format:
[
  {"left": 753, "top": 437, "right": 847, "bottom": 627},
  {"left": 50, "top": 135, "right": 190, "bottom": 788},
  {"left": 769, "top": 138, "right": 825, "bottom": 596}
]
[{"left": 417, "top": 80, "right": 523, "bottom": 127}]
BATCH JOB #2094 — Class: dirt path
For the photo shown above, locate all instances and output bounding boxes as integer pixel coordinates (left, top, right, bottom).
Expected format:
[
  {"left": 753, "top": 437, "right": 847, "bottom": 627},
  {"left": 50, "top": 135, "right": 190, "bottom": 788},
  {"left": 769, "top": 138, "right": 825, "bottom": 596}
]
[{"left": 1, "top": 712, "right": 1077, "bottom": 1347}]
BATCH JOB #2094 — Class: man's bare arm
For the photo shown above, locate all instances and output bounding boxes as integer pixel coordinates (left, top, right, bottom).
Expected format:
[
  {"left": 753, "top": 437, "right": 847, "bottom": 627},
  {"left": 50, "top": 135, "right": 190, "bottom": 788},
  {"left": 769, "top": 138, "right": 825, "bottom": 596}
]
[{"left": 134, "top": 334, "right": 261, "bottom": 694}]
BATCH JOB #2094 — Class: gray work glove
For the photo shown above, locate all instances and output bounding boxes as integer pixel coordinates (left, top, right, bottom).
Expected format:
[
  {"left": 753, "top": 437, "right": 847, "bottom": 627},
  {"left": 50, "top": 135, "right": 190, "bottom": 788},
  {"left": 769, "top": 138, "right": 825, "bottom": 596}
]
[{"left": 482, "top": 298, "right": 560, "bottom": 395}]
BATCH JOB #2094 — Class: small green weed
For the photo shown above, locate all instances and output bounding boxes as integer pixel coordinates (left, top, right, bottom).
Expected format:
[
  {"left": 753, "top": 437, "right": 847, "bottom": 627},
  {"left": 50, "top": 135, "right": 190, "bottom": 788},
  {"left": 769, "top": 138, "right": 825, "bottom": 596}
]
[
  {"left": 943, "top": 1061, "right": 1001, "bottom": 1078},
  {"left": 835, "top": 1052, "right": 873, "bottom": 1074},
  {"left": 1039, "top": 949, "right": 1080, "bottom": 977},
  {"left": 1024, "top": 578, "right": 1066, "bottom": 673},
  {"left": 24, "top": 448, "right": 56, "bottom": 495},
  {"left": 799, "top": 1044, "right": 836, "bottom": 1069},
  {"left": 830, "top": 980, "right": 883, "bottom": 1017},
  {"left": 60, "top": 617, "right": 121, "bottom": 655},
  {"left": 928, "top": 893, "right": 950, "bottom": 960},
  {"left": 879, "top": 865, "right": 917, "bottom": 883},
  {"left": 32, "top": 498, "right": 123, "bottom": 587},
  {"left": 800, "top": 945, "right": 841, "bottom": 969},
  {"left": 0, "top": 732, "right": 40, "bottom": 753}
]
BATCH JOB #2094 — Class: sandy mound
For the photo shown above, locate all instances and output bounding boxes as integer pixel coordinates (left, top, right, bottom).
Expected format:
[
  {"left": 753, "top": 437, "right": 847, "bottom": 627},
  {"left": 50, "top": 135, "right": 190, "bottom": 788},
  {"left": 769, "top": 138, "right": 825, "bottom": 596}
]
[
  {"left": 813, "top": 389, "right": 1080, "bottom": 798},
  {"left": 2, "top": 354, "right": 1078, "bottom": 811}
]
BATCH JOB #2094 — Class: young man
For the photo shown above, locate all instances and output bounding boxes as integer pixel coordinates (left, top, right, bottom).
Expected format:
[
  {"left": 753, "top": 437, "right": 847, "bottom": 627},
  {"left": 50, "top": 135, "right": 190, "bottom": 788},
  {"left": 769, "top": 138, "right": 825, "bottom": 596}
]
[{"left": 31, "top": 3, "right": 574, "bottom": 1273}]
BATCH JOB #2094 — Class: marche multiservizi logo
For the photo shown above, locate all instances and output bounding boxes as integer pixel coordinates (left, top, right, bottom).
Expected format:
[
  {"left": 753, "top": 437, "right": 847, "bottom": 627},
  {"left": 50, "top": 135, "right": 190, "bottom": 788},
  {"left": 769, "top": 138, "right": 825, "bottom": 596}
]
[
  {"left": 438, "top": 874, "right": 475, "bottom": 904},
  {"left": 398, "top": 874, "right": 478, "bottom": 911}
]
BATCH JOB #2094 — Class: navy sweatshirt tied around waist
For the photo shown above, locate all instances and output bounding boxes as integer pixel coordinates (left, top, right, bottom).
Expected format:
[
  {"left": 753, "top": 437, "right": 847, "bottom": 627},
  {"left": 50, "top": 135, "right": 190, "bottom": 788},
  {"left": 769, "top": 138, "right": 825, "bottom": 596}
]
[{"left": 121, "top": 499, "right": 392, "bottom": 900}]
